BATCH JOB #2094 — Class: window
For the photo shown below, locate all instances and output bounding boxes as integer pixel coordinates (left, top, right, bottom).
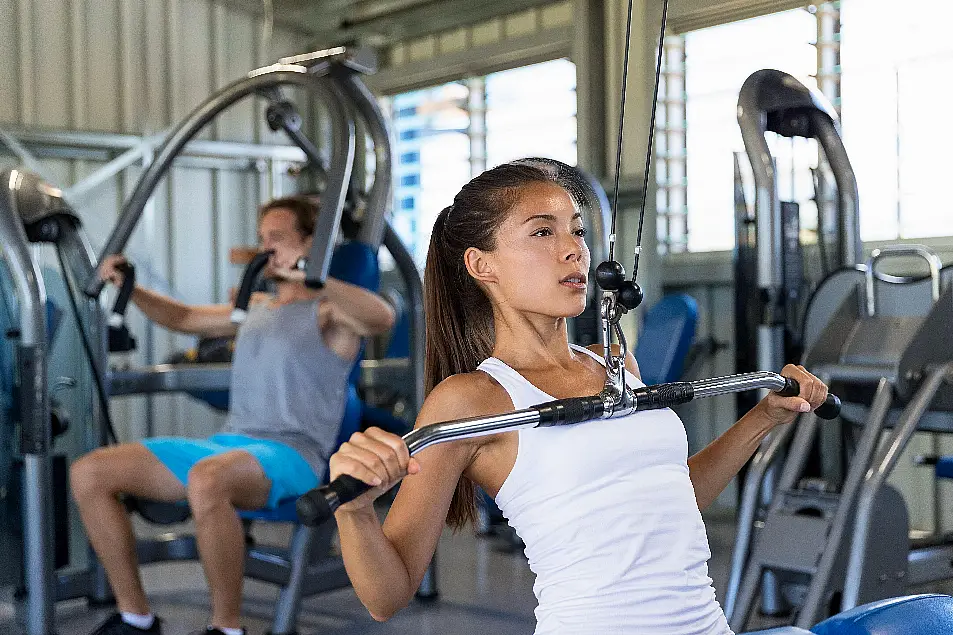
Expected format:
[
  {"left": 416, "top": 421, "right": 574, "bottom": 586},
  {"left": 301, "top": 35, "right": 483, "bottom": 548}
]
[
  {"left": 840, "top": 0, "right": 953, "bottom": 241},
  {"left": 386, "top": 59, "right": 578, "bottom": 269},
  {"left": 663, "top": 8, "right": 820, "bottom": 253},
  {"left": 485, "top": 58, "right": 577, "bottom": 167}
]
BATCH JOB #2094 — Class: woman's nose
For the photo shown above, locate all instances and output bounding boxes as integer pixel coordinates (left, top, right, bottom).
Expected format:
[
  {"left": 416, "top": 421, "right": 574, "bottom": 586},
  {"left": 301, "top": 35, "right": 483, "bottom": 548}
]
[{"left": 562, "top": 237, "right": 582, "bottom": 262}]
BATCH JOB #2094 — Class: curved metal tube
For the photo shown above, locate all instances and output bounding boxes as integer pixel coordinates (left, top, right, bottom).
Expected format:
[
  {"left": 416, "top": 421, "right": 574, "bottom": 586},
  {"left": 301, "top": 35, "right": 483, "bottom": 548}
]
[
  {"left": 865, "top": 244, "right": 943, "bottom": 316},
  {"left": 577, "top": 167, "right": 612, "bottom": 268},
  {"left": 0, "top": 170, "right": 53, "bottom": 635},
  {"left": 383, "top": 224, "right": 424, "bottom": 415},
  {"left": 723, "top": 423, "right": 796, "bottom": 619},
  {"left": 338, "top": 70, "right": 393, "bottom": 250},
  {"left": 84, "top": 68, "right": 356, "bottom": 297},
  {"left": 813, "top": 115, "right": 862, "bottom": 267}
]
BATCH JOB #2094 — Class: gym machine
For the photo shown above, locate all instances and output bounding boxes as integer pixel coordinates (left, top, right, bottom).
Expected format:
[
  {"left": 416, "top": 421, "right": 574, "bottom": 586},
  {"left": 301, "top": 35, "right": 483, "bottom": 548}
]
[{"left": 726, "top": 245, "right": 953, "bottom": 631}]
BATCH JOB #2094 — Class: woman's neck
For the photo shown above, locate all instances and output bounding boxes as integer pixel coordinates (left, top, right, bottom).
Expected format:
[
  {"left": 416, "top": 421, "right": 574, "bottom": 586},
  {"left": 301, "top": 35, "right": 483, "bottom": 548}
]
[{"left": 490, "top": 309, "right": 577, "bottom": 371}]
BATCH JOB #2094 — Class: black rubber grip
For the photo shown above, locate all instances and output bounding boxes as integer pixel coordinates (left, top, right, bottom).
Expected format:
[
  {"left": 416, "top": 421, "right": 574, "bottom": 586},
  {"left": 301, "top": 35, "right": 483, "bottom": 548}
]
[
  {"left": 634, "top": 382, "right": 695, "bottom": 411},
  {"left": 534, "top": 395, "right": 605, "bottom": 427},
  {"left": 233, "top": 251, "right": 273, "bottom": 316},
  {"left": 112, "top": 262, "right": 135, "bottom": 320},
  {"left": 815, "top": 394, "right": 841, "bottom": 420},
  {"left": 777, "top": 377, "right": 841, "bottom": 420},
  {"left": 296, "top": 474, "right": 372, "bottom": 526}
]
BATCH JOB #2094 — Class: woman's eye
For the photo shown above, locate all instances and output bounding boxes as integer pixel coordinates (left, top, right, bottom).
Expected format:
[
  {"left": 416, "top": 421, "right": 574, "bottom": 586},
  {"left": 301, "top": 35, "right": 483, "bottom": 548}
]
[
  {"left": 532, "top": 227, "right": 553, "bottom": 237},
  {"left": 574, "top": 227, "right": 588, "bottom": 237}
]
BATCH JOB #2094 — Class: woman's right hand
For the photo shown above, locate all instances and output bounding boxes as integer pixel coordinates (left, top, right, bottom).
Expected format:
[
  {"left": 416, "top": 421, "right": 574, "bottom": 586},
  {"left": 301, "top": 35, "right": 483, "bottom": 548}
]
[
  {"left": 329, "top": 427, "right": 421, "bottom": 514},
  {"left": 99, "top": 254, "right": 129, "bottom": 287}
]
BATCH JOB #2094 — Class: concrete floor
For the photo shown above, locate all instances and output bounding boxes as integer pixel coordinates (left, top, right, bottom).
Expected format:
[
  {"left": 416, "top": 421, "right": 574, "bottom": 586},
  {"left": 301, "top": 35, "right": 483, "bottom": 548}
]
[{"left": 0, "top": 513, "right": 944, "bottom": 635}]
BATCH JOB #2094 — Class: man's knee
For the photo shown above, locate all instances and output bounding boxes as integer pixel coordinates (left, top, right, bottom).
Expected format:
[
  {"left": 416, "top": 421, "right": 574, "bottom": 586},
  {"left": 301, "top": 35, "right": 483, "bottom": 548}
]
[
  {"left": 70, "top": 449, "right": 118, "bottom": 502},
  {"left": 186, "top": 460, "right": 231, "bottom": 515}
]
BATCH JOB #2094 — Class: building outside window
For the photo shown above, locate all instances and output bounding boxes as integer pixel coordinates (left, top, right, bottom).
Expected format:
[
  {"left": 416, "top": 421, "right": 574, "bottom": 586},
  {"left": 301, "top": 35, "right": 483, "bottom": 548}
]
[{"left": 386, "top": 58, "right": 577, "bottom": 269}]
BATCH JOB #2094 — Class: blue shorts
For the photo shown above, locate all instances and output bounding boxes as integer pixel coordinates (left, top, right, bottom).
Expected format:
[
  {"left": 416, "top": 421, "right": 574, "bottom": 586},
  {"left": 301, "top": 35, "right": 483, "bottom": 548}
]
[{"left": 140, "top": 433, "right": 319, "bottom": 510}]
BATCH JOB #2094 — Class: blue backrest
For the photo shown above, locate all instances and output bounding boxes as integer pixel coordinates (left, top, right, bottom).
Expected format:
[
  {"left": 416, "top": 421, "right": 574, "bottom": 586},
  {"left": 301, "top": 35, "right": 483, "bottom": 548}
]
[
  {"left": 634, "top": 294, "right": 699, "bottom": 385},
  {"left": 328, "top": 241, "right": 380, "bottom": 387},
  {"left": 811, "top": 594, "right": 953, "bottom": 635}
]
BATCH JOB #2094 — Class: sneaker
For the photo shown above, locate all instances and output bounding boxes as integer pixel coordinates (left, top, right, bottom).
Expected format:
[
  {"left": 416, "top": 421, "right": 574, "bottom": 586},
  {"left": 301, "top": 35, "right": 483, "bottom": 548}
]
[{"left": 90, "top": 613, "right": 162, "bottom": 635}]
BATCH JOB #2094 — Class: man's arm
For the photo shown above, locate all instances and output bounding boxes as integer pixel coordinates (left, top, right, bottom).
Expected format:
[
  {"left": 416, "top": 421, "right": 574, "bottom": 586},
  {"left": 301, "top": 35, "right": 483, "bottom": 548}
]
[
  {"left": 129, "top": 286, "right": 237, "bottom": 338},
  {"left": 320, "top": 278, "right": 396, "bottom": 337}
]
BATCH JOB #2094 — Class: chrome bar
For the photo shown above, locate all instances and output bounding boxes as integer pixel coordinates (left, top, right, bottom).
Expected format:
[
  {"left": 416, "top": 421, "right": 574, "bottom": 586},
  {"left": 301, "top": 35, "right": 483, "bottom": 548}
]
[
  {"left": 405, "top": 410, "right": 541, "bottom": 455},
  {"left": 107, "top": 364, "right": 232, "bottom": 396},
  {"left": 691, "top": 371, "right": 785, "bottom": 399}
]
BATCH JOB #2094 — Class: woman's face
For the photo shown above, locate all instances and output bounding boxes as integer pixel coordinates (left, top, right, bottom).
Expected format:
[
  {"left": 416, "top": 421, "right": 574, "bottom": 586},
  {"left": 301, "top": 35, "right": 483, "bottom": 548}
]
[{"left": 472, "top": 182, "right": 590, "bottom": 319}]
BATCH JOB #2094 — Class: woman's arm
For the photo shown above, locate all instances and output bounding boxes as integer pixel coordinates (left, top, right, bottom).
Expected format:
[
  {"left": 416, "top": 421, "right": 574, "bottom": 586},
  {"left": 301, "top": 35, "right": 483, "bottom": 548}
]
[
  {"left": 333, "top": 372, "right": 507, "bottom": 620},
  {"left": 688, "top": 364, "right": 829, "bottom": 511}
]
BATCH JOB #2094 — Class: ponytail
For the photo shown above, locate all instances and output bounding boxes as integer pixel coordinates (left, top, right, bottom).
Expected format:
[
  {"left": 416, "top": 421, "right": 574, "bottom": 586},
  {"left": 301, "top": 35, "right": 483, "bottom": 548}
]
[{"left": 423, "top": 160, "right": 585, "bottom": 529}]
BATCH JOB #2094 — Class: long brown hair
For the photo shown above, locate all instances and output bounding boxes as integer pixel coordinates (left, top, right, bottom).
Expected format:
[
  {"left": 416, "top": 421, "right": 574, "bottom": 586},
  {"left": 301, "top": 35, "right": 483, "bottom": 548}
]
[{"left": 424, "top": 159, "right": 591, "bottom": 530}]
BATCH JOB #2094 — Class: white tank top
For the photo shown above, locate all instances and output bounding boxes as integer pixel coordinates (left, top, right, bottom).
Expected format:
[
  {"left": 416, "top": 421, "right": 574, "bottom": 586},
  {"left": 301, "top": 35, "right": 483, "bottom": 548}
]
[{"left": 478, "top": 345, "right": 732, "bottom": 635}]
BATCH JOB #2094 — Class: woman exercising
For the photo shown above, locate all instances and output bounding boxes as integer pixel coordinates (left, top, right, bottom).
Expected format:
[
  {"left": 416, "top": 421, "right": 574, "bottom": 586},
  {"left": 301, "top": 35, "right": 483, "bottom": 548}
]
[{"left": 330, "top": 160, "right": 829, "bottom": 634}]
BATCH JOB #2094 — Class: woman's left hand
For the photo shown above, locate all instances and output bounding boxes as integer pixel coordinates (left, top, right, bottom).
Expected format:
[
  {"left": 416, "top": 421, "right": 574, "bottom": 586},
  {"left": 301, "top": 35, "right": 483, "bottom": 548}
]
[{"left": 755, "top": 364, "right": 829, "bottom": 428}]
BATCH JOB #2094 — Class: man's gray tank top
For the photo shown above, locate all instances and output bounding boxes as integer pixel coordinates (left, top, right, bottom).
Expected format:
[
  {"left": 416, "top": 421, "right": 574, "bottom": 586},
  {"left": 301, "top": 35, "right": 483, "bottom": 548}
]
[{"left": 223, "top": 299, "right": 352, "bottom": 480}]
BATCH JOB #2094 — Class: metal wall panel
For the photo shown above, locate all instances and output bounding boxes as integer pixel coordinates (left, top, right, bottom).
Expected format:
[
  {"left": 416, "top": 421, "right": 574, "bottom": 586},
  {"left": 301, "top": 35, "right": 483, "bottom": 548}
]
[
  {"left": 33, "top": 0, "right": 73, "bottom": 129},
  {"left": 0, "top": 0, "right": 18, "bottom": 124},
  {"left": 0, "top": 0, "right": 311, "bottom": 140},
  {"left": 84, "top": 0, "right": 123, "bottom": 132},
  {"left": 0, "top": 0, "right": 312, "bottom": 442}
]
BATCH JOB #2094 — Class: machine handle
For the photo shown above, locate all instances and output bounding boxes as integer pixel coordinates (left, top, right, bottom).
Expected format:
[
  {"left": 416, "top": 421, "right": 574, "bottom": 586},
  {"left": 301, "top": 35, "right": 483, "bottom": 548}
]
[
  {"left": 108, "top": 262, "right": 135, "bottom": 328},
  {"left": 776, "top": 376, "right": 841, "bottom": 420},
  {"left": 296, "top": 375, "right": 841, "bottom": 526},
  {"left": 865, "top": 244, "right": 943, "bottom": 316},
  {"left": 230, "top": 250, "right": 273, "bottom": 324}
]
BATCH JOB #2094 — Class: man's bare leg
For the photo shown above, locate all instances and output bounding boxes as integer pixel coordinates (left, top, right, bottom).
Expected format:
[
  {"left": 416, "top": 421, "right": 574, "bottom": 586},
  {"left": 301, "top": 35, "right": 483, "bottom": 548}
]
[
  {"left": 71, "top": 444, "right": 187, "bottom": 615},
  {"left": 186, "top": 451, "right": 270, "bottom": 630}
]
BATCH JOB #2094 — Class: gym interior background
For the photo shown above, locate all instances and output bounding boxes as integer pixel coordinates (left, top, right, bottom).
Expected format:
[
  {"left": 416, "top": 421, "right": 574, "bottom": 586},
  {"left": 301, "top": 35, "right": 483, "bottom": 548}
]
[{"left": 3, "top": 0, "right": 953, "bottom": 633}]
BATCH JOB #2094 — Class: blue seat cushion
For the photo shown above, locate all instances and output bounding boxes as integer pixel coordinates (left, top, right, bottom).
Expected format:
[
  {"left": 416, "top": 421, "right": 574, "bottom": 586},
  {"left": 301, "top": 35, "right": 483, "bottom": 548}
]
[
  {"left": 811, "top": 594, "right": 953, "bottom": 635},
  {"left": 744, "top": 629, "right": 812, "bottom": 635},
  {"left": 635, "top": 294, "right": 698, "bottom": 385},
  {"left": 936, "top": 456, "right": 953, "bottom": 479}
]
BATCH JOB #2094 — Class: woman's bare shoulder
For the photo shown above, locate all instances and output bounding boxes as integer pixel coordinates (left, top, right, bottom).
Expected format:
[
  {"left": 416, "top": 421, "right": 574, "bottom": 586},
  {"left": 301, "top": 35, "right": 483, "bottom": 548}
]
[{"left": 416, "top": 370, "right": 514, "bottom": 430}]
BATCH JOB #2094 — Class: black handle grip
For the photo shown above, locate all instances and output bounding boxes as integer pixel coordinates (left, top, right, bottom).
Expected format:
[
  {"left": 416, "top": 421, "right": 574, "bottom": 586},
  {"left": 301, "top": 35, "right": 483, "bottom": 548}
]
[
  {"left": 231, "top": 250, "right": 273, "bottom": 323},
  {"left": 535, "top": 395, "right": 605, "bottom": 427},
  {"left": 633, "top": 382, "right": 695, "bottom": 411},
  {"left": 778, "top": 377, "right": 842, "bottom": 420},
  {"left": 297, "top": 474, "right": 373, "bottom": 526},
  {"left": 111, "top": 262, "right": 135, "bottom": 324}
]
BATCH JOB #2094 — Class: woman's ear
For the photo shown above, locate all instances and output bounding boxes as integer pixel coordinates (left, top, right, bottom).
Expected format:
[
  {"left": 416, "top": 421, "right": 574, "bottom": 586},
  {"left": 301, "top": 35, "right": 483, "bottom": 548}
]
[{"left": 464, "top": 247, "right": 498, "bottom": 285}]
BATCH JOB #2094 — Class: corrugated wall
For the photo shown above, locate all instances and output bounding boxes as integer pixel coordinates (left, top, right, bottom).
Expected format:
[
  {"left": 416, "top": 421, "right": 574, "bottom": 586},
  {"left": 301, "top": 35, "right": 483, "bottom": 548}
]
[{"left": 1, "top": 0, "right": 318, "bottom": 442}]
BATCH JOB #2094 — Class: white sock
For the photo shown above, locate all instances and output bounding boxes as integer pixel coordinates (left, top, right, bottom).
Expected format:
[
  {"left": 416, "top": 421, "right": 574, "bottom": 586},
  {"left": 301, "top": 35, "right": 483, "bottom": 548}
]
[
  {"left": 120, "top": 612, "right": 155, "bottom": 630},
  {"left": 210, "top": 626, "right": 244, "bottom": 635}
]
